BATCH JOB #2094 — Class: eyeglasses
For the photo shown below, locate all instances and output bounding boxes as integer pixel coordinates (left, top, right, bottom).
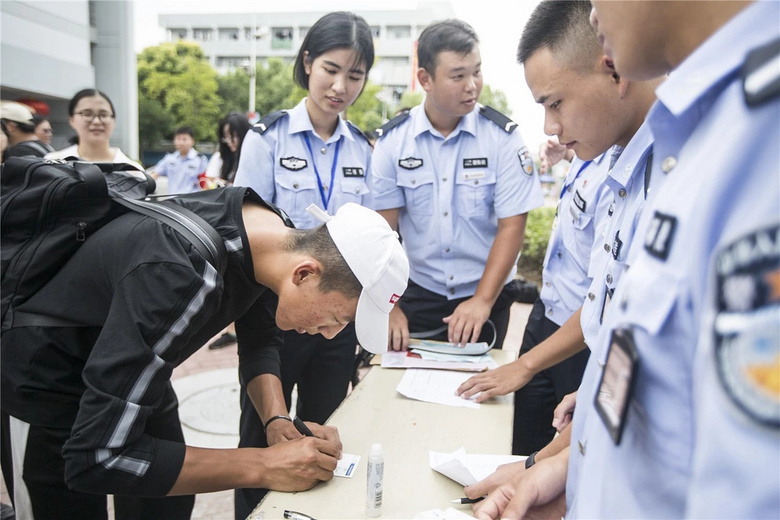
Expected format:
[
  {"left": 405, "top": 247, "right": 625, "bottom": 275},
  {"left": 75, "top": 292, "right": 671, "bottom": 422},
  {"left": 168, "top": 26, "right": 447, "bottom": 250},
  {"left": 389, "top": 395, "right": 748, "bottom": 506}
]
[{"left": 75, "top": 110, "right": 115, "bottom": 123}]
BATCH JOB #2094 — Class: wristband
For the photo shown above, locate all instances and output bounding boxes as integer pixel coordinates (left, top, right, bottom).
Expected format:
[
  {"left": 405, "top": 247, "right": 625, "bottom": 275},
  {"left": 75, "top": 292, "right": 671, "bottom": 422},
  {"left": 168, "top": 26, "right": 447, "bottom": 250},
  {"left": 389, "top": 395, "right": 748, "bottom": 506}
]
[
  {"left": 525, "top": 450, "right": 539, "bottom": 469},
  {"left": 263, "top": 414, "right": 292, "bottom": 432}
]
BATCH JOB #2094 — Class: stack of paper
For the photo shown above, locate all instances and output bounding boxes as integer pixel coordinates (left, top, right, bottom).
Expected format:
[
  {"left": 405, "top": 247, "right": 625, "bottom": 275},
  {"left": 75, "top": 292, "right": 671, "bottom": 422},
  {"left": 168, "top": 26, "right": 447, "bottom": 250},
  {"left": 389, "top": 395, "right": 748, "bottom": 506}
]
[{"left": 381, "top": 350, "right": 495, "bottom": 372}]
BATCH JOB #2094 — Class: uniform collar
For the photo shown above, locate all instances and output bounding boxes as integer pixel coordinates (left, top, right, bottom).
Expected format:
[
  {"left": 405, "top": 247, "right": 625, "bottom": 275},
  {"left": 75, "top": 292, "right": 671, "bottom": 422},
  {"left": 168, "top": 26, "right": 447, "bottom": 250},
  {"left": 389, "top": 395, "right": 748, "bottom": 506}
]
[
  {"left": 288, "top": 98, "right": 353, "bottom": 144},
  {"left": 410, "top": 103, "right": 479, "bottom": 139},
  {"left": 179, "top": 148, "right": 199, "bottom": 160},
  {"left": 656, "top": 1, "right": 779, "bottom": 116},
  {"left": 607, "top": 119, "right": 653, "bottom": 187}
]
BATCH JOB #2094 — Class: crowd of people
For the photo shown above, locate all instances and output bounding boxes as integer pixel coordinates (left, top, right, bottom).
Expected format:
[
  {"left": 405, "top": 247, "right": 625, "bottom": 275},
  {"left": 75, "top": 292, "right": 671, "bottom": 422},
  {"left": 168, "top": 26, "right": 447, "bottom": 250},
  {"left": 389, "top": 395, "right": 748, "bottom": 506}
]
[{"left": 0, "top": 1, "right": 777, "bottom": 519}]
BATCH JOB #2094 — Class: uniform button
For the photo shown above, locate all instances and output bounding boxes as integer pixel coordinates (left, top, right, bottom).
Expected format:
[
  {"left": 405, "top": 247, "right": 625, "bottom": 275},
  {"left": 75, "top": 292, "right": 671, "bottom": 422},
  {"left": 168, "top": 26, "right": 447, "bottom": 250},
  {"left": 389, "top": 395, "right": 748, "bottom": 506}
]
[
  {"left": 473, "top": 180, "right": 479, "bottom": 185},
  {"left": 606, "top": 274, "right": 613, "bottom": 284},
  {"left": 604, "top": 243, "right": 610, "bottom": 252},
  {"left": 411, "top": 179, "right": 416, "bottom": 185},
  {"left": 449, "top": 288, "right": 455, "bottom": 295},
  {"left": 661, "top": 156, "right": 677, "bottom": 173},
  {"left": 557, "top": 252, "right": 563, "bottom": 258},
  {"left": 292, "top": 183, "right": 299, "bottom": 189},
  {"left": 449, "top": 275, "right": 454, "bottom": 280},
  {"left": 588, "top": 292, "right": 595, "bottom": 301},
  {"left": 445, "top": 248, "right": 450, "bottom": 253},
  {"left": 545, "top": 282, "right": 551, "bottom": 287},
  {"left": 355, "top": 187, "right": 360, "bottom": 193},
  {"left": 547, "top": 308, "right": 553, "bottom": 315},
  {"left": 443, "top": 211, "right": 449, "bottom": 217},
  {"left": 320, "top": 147, "right": 327, "bottom": 154},
  {"left": 618, "top": 188, "right": 627, "bottom": 198},
  {"left": 578, "top": 440, "right": 586, "bottom": 455},
  {"left": 323, "top": 185, "right": 328, "bottom": 191},
  {"left": 442, "top": 177, "right": 448, "bottom": 182}
]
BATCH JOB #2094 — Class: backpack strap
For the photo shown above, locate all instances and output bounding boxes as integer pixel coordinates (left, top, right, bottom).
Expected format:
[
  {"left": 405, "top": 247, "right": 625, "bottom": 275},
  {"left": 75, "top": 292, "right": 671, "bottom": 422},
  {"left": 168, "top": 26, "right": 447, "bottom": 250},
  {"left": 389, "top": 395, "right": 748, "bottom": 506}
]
[
  {"left": 479, "top": 105, "right": 518, "bottom": 134},
  {"left": 742, "top": 36, "right": 780, "bottom": 107},
  {"left": 252, "top": 110, "right": 288, "bottom": 135}
]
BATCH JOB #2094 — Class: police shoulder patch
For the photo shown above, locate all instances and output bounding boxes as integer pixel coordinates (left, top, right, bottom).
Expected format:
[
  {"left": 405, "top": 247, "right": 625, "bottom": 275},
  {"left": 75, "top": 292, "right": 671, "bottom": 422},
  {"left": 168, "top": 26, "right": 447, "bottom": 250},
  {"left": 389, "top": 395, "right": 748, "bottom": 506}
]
[
  {"left": 375, "top": 111, "right": 411, "bottom": 138},
  {"left": 742, "top": 37, "right": 780, "bottom": 107},
  {"left": 252, "top": 110, "right": 289, "bottom": 135},
  {"left": 517, "top": 147, "right": 535, "bottom": 176},
  {"left": 479, "top": 105, "right": 517, "bottom": 134},
  {"left": 346, "top": 120, "right": 374, "bottom": 146},
  {"left": 714, "top": 223, "right": 780, "bottom": 427}
]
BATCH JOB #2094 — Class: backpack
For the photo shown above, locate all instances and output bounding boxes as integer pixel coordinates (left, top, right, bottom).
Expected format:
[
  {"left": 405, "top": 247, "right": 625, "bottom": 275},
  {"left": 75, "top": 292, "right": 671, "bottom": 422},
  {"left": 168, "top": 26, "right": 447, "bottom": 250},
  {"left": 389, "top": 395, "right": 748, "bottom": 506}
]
[{"left": 1, "top": 156, "right": 228, "bottom": 331}]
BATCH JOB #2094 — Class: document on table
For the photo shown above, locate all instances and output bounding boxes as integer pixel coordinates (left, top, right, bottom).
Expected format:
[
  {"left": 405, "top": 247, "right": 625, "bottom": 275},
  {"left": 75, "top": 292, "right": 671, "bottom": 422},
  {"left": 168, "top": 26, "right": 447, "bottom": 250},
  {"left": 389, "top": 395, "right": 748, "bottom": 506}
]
[
  {"left": 334, "top": 453, "right": 360, "bottom": 478},
  {"left": 429, "top": 447, "right": 526, "bottom": 486},
  {"left": 396, "top": 368, "right": 480, "bottom": 408},
  {"left": 381, "top": 350, "right": 495, "bottom": 372}
]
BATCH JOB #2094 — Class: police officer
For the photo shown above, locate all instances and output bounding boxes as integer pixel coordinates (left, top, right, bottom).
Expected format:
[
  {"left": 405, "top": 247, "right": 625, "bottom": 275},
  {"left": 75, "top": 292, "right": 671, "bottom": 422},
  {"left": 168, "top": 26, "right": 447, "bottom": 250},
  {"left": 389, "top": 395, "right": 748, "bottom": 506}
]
[
  {"left": 151, "top": 126, "right": 208, "bottom": 194},
  {"left": 232, "top": 11, "right": 374, "bottom": 520},
  {"left": 371, "top": 19, "right": 544, "bottom": 353}
]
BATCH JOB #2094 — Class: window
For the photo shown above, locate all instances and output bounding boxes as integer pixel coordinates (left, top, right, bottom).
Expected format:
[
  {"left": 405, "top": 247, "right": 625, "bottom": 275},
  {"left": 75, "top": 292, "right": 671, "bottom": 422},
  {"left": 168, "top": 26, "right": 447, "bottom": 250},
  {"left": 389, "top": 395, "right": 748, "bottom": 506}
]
[
  {"left": 370, "top": 26, "right": 381, "bottom": 38},
  {"left": 299, "top": 26, "right": 309, "bottom": 39},
  {"left": 386, "top": 25, "right": 411, "bottom": 39},
  {"left": 169, "top": 28, "right": 188, "bottom": 40},
  {"left": 217, "top": 56, "right": 250, "bottom": 69},
  {"left": 219, "top": 28, "right": 239, "bottom": 40},
  {"left": 192, "top": 28, "right": 213, "bottom": 41},
  {"left": 271, "top": 27, "right": 294, "bottom": 49}
]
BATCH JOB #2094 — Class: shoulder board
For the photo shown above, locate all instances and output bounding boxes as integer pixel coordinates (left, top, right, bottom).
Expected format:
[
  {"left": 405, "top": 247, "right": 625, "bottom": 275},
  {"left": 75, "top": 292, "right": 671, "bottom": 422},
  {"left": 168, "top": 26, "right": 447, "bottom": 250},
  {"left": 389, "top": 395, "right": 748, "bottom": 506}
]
[
  {"left": 252, "top": 110, "right": 289, "bottom": 135},
  {"left": 346, "top": 120, "right": 373, "bottom": 146},
  {"left": 479, "top": 105, "right": 518, "bottom": 134},
  {"left": 374, "top": 111, "right": 411, "bottom": 138},
  {"left": 742, "top": 36, "right": 780, "bottom": 107}
]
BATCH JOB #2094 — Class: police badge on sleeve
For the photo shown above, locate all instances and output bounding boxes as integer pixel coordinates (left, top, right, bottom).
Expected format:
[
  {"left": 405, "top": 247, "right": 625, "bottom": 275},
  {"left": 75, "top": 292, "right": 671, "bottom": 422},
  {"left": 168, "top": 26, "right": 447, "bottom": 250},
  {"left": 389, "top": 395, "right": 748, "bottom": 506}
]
[
  {"left": 714, "top": 224, "right": 780, "bottom": 427},
  {"left": 517, "top": 147, "right": 535, "bottom": 176}
]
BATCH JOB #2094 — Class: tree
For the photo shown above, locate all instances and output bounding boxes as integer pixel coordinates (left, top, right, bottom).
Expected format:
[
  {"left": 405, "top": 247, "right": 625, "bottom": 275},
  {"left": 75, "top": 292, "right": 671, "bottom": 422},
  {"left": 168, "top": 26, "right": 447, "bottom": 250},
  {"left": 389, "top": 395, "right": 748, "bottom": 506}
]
[
  {"left": 137, "top": 41, "right": 222, "bottom": 142},
  {"left": 479, "top": 85, "right": 512, "bottom": 116},
  {"left": 217, "top": 68, "right": 250, "bottom": 115},
  {"left": 138, "top": 96, "right": 175, "bottom": 154},
  {"left": 345, "top": 82, "right": 385, "bottom": 135}
]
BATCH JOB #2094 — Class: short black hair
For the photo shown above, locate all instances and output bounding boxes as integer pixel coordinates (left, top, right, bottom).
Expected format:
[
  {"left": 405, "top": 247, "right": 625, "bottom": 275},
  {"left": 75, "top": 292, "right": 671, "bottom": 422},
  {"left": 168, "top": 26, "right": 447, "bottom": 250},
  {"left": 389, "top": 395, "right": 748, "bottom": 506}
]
[
  {"left": 174, "top": 126, "right": 195, "bottom": 138},
  {"left": 68, "top": 88, "right": 115, "bottom": 117},
  {"left": 293, "top": 11, "right": 375, "bottom": 91},
  {"left": 287, "top": 225, "right": 362, "bottom": 299},
  {"left": 417, "top": 19, "right": 479, "bottom": 76},
  {"left": 517, "top": 0, "right": 601, "bottom": 74}
]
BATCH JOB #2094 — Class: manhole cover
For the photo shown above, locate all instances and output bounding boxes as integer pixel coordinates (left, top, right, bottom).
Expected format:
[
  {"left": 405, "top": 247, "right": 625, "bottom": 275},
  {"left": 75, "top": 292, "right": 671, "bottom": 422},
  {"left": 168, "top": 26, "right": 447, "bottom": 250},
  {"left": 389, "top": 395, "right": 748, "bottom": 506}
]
[{"left": 178, "top": 382, "right": 241, "bottom": 435}]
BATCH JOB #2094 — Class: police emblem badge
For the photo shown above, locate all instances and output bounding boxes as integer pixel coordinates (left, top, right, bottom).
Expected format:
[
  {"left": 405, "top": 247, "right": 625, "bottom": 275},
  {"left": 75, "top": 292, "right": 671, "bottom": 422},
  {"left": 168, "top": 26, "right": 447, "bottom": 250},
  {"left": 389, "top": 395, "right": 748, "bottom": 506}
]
[
  {"left": 280, "top": 157, "right": 307, "bottom": 171},
  {"left": 518, "top": 147, "right": 535, "bottom": 176},
  {"left": 399, "top": 157, "right": 423, "bottom": 170},
  {"left": 714, "top": 224, "right": 780, "bottom": 427}
]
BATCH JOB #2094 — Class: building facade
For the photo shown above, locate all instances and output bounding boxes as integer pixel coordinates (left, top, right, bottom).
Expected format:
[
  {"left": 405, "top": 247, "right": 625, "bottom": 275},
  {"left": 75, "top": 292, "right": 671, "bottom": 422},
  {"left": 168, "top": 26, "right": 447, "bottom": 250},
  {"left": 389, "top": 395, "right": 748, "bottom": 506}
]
[
  {"left": 1, "top": 0, "right": 138, "bottom": 158},
  {"left": 158, "top": 2, "right": 455, "bottom": 111}
]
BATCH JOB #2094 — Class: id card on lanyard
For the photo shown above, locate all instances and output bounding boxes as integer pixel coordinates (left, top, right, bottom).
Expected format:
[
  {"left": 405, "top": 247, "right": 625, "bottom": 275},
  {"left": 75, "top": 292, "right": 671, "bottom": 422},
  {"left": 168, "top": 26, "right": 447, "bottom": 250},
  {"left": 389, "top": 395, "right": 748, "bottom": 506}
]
[
  {"left": 303, "top": 134, "right": 341, "bottom": 210},
  {"left": 595, "top": 327, "right": 640, "bottom": 445}
]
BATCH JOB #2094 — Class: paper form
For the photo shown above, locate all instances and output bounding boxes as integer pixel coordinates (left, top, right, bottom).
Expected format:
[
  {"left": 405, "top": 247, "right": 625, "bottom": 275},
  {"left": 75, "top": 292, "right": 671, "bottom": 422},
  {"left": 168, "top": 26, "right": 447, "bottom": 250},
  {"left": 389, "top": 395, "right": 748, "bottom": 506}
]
[
  {"left": 429, "top": 447, "right": 526, "bottom": 486},
  {"left": 396, "top": 369, "right": 480, "bottom": 408}
]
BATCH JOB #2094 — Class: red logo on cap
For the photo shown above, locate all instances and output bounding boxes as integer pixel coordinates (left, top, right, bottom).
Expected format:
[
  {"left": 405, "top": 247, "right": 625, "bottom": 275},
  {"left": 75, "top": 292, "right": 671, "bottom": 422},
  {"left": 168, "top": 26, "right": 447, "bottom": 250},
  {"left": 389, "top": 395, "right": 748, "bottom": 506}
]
[{"left": 389, "top": 294, "right": 401, "bottom": 304}]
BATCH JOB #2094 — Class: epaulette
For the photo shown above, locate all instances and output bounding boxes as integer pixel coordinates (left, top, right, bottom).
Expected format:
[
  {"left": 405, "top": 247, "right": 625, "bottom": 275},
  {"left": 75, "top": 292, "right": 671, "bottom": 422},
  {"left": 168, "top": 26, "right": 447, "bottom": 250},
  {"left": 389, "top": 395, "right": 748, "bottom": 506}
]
[
  {"left": 346, "top": 120, "right": 374, "bottom": 146},
  {"left": 479, "top": 105, "right": 518, "bottom": 134},
  {"left": 742, "top": 36, "right": 780, "bottom": 107},
  {"left": 374, "top": 111, "right": 411, "bottom": 138},
  {"left": 252, "top": 110, "right": 288, "bottom": 135}
]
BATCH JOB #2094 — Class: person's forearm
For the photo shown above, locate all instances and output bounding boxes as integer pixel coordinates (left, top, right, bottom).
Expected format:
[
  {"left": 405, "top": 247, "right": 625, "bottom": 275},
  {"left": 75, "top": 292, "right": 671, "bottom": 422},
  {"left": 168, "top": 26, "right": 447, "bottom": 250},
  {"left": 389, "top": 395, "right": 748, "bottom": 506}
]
[
  {"left": 474, "top": 214, "right": 528, "bottom": 306},
  {"left": 168, "top": 446, "right": 266, "bottom": 495},
  {"left": 537, "top": 423, "right": 572, "bottom": 462},
  {"left": 519, "top": 307, "right": 587, "bottom": 375},
  {"left": 246, "top": 373, "right": 289, "bottom": 424}
]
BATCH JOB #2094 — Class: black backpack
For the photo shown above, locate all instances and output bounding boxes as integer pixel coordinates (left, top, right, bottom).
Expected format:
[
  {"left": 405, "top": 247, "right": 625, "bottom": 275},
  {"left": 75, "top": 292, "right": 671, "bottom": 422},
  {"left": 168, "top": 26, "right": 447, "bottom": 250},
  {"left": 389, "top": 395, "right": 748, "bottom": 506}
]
[{"left": 1, "top": 156, "right": 227, "bottom": 331}]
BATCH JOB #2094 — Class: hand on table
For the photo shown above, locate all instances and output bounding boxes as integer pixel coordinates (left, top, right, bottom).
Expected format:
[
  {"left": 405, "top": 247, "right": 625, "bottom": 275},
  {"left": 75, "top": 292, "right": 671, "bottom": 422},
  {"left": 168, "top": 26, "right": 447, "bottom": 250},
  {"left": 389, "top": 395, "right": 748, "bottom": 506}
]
[
  {"left": 388, "top": 305, "right": 410, "bottom": 351},
  {"left": 442, "top": 296, "right": 492, "bottom": 347},
  {"left": 464, "top": 460, "right": 527, "bottom": 499},
  {"left": 457, "top": 359, "right": 532, "bottom": 403},
  {"left": 258, "top": 436, "right": 342, "bottom": 492}
]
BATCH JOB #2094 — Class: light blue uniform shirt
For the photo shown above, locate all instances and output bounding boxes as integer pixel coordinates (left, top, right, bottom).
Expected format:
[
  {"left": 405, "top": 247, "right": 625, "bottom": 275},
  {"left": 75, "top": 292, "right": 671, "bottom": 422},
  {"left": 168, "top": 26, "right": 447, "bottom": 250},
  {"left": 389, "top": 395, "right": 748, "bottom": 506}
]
[
  {"left": 579, "top": 122, "right": 653, "bottom": 349},
  {"left": 154, "top": 148, "right": 207, "bottom": 194},
  {"left": 540, "top": 153, "right": 609, "bottom": 326},
  {"left": 234, "top": 98, "right": 373, "bottom": 229},
  {"left": 370, "top": 104, "right": 544, "bottom": 299},
  {"left": 567, "top": 3, "right": 780, "bottom": 518}
]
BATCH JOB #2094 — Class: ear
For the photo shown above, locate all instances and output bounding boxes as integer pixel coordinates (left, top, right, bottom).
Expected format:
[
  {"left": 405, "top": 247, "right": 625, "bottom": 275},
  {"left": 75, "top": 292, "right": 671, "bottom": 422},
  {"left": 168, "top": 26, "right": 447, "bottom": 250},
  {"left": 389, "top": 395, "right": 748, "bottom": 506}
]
[
  {"left": 417, "top": 67, "right": 433, "bottom": 93},
  {"left": 291, "top": 259, "right": 322, "bottom": 286},
  {"left": 303, "top": 51, "right": 312, "bottom": 75},
  {"left": 599, "top": 54, "right": 629, "bottom": 97}
]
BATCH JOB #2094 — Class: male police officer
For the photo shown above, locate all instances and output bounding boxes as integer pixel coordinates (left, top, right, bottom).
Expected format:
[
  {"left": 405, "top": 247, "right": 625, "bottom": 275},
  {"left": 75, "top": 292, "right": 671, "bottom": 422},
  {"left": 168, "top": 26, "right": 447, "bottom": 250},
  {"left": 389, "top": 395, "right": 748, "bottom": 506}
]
[{"left": 371, "top": 19, "right": 544, "bottom": 353}]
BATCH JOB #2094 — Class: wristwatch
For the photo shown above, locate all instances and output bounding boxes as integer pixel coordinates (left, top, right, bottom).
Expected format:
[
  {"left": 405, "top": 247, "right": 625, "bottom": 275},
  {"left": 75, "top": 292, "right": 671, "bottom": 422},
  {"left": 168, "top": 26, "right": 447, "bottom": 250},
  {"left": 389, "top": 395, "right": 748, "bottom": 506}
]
[{"left": 525, "top": 450, "right": 539, "bottom": 469}]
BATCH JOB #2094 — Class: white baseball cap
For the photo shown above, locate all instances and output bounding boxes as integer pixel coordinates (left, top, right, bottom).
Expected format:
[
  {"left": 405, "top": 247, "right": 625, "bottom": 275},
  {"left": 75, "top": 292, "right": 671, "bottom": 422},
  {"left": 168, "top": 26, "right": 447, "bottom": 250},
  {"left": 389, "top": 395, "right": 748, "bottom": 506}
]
[
  {"left": 306, "top": 203, "right": 409, "bottom": 354},
  {"left": 0, "top": 101, "right": 34, "bottom": 125}
]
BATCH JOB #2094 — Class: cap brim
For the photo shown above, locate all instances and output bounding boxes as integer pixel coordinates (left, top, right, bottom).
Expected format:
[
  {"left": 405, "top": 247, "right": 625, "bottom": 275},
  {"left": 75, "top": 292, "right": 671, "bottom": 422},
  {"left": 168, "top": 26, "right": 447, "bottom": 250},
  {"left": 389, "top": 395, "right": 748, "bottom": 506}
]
[{"left": 354, "top": 290, "right": 389, "bottom": 355}]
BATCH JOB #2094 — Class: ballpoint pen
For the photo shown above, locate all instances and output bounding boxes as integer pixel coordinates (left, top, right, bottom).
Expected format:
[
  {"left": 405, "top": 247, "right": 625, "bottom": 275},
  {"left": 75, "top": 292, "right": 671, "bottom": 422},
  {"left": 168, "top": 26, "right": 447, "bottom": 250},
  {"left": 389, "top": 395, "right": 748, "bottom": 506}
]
[
  {"left": 284, "top": 510, "right": 316, "bottom": 520},
  {"left": 293, "top": 415, "right": 314, "bottom": 437},
  {"left": 451, "top": 496, "right": 486, "bottom": 504}
]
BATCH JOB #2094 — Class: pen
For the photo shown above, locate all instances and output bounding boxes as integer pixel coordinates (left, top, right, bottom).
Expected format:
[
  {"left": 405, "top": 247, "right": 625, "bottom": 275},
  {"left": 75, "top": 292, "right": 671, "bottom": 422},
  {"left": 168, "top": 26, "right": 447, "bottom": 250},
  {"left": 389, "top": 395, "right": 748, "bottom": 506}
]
[
  {"left": 293, "top": 415, "right": 314, "bottom": 437},
  {"left": 284, "top": 510, "right": 316, "bottom": 520},
  {"left": 451, "top": 496, "right": 486, "bottom": 504}
]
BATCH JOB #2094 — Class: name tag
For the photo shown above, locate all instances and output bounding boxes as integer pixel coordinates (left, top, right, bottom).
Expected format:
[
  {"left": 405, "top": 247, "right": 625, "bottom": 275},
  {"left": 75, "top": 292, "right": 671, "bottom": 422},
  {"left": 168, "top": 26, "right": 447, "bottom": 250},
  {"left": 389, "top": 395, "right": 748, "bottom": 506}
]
[
  {"left": 343, "top": 167, "right": 364, "bottom": 177},
  {"left": 595, "top": 328, "right": 640, "bottom": 445},
  {"left": 463, "top": 171, "right": 486, "bottom": 181},
  {"left": 463, "top": 157, "right": 488, "bottom": 168}
]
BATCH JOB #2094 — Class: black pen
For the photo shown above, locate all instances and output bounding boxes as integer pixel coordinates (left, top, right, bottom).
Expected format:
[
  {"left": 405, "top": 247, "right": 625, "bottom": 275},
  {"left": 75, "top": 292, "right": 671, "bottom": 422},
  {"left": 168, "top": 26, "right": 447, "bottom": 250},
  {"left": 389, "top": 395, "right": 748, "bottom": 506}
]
[
  {"left": 451, "top": 496, "right": 486, "bottom": 504},
  {"left": 284, "top": 510, "right": 316, "bottom": 520},
  {"left": 293, "top": 415, "right": 314, "bottom": 437}
]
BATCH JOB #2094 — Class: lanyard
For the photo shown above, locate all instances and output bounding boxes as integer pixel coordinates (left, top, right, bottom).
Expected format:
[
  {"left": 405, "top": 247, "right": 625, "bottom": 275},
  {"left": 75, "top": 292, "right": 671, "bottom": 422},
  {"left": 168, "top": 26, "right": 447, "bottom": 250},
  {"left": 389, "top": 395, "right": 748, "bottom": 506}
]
[
  {"left": 559, "top": 159, "right": 592, "bottom": 200},
  {"left": 303, "top": 134, "right": 341, "bottom": 210}
]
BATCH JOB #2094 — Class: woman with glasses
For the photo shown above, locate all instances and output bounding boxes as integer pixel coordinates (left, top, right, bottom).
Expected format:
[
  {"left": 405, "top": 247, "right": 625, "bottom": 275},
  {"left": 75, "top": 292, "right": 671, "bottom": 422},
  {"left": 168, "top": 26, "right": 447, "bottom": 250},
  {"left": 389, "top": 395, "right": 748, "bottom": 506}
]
[
  {"left": 45, "top": 89, "right": 142, "bottom": 170},
  {"left": 205, "top": 111, "right": 252, "bottom": 187}
]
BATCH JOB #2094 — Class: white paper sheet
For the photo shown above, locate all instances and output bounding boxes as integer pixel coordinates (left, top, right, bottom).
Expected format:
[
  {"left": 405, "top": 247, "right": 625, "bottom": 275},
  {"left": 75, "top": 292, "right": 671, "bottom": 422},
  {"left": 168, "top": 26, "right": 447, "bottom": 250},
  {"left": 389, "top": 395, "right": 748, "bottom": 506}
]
[
  {"left": 429, "top": 447, "right": 526, "bottom": 486},
  {"left": 334, "top": 453, "right": 360, "bottom": 478},
  {"left": 396, "top": 369, "right": 480, "bottom": 408},
  {"left": 414, "top": 507, "right": 477, "bottom": 519},
  {"left": 381, "top": 351, "right": 494, "bottom": 372}
]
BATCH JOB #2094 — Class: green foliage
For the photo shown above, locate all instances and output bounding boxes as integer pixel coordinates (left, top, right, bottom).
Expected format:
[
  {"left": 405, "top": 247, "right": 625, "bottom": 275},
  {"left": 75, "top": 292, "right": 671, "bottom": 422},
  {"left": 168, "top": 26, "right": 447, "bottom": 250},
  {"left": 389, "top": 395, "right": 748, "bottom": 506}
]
[
  {"left": 517, "top": 205, "right": 556, "bottom": 285},
  {"left": 137, "top": 41, "right": 222, "bottom": 143},
  {"left": 479, "top": 85, "right": 511, "bottom": 116},
  {"left": 255, "top": 58, "right": 303, "bottom": 115},
  {"left": 217, "top": 68, "right": 250, "bottom": 115},
  {"left": 345, "top": 82, "right": 385, "bottom": 135},
  {"left": 138, "top": 97, "right": 175, "bottom": 152},
  {"left": 399, "top": 91, "right": 424, "bottom": 110}
]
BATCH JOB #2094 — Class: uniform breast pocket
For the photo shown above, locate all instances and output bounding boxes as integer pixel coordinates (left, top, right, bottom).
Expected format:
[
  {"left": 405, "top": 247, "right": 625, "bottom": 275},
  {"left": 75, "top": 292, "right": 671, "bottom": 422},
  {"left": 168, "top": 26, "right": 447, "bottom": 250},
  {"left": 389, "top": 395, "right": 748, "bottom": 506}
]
[
  {"left": 397, "top": 169, "right": 435, "bottom": 216},
  {"left": 274, "top": 170, "right": 317, "bottom": 218},
  {"left": 338, "top": 176, "right": 370, "bottom": 205},
  {"left": 455, "top": 169, "right": 496, "bottom": 217},
  {"left": 620, "top": 259, "right": 680, "bottom": 336}
]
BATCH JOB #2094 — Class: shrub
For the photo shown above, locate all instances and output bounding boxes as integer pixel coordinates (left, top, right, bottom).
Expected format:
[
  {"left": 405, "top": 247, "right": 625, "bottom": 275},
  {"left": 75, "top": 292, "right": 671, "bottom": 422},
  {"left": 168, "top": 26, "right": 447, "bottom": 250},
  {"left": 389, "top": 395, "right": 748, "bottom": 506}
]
[{"left": 517, "top": 205, "right": 556, "bottom": 285}]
